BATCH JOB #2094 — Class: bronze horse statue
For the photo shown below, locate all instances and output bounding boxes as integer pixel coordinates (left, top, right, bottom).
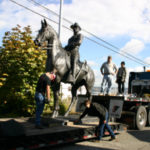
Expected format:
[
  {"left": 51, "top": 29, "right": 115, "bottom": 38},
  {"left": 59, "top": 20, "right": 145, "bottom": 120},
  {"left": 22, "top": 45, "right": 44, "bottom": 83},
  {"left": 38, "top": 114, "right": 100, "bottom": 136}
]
[{"left": 35, "top": 19, "right": 95, "bottom": 118}]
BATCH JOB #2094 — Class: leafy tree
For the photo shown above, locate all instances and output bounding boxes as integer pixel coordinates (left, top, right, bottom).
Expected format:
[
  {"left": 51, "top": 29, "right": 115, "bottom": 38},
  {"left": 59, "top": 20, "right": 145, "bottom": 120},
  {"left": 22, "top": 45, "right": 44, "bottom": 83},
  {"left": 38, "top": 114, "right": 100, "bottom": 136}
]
[{"left": 0, "top": 25, "right": 47, "bottom": 116}]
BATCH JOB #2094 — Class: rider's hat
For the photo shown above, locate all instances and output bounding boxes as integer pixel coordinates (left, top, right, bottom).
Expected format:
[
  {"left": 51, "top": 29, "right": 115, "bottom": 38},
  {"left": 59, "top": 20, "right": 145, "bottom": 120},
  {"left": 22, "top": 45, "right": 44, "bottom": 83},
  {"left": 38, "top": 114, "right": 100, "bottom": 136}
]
[{"left": 70, "top": 23, "right": 81, "bottom": 31}]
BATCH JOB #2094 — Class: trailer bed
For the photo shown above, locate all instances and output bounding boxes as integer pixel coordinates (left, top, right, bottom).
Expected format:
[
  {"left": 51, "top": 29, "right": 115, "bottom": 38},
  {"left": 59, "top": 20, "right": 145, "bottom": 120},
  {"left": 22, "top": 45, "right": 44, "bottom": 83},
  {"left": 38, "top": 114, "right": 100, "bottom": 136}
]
[{"left": 0, "top": 116, "right": 126, "bottom": 150}]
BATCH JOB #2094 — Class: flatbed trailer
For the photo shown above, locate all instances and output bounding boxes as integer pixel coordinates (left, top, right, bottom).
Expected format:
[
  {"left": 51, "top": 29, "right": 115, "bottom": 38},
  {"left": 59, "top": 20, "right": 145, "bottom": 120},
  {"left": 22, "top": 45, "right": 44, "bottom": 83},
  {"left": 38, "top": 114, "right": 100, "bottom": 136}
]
[{"left": 0, "top": 116, "right": 125, "bottom": 150}]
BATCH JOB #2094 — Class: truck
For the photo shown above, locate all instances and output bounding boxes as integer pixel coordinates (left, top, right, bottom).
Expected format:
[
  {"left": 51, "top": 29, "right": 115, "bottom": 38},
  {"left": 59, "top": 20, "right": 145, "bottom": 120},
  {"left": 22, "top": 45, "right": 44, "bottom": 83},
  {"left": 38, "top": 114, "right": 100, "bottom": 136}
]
[
  {"left": 78, "top": 71, "right": 150, "bottom": 130},
  {"left": 123, "top": 71, "right": 150, "bottom": 130}
]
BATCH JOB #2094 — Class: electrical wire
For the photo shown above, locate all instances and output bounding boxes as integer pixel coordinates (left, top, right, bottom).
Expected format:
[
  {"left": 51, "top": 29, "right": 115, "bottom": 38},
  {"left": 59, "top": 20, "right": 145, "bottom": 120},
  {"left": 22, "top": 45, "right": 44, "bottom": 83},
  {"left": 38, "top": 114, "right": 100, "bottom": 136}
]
[
  {"left": 28, "top": 0, "right": 149, "bottom": 66},
  {"left": 9, "top": 0, "right": 148, "bottom": 66}
]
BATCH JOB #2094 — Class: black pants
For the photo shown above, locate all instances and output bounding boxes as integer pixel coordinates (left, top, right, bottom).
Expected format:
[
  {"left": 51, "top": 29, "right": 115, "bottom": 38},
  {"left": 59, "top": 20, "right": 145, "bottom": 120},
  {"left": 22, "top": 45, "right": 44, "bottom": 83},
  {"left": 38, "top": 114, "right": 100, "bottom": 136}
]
[
  {"left": 117, "top": 77, "right": 124, "bottom": 94},
  {"left": 117, "top": 78, "right": 125, "bottom": 94}
]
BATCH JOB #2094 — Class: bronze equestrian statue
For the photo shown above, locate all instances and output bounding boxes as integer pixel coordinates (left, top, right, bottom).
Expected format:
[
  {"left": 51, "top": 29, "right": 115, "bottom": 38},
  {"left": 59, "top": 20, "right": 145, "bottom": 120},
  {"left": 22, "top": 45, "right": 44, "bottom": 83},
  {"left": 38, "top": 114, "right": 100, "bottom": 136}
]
[
  {"left": 64, "top": 23, "right": 83, "bottom": 83},
  {"left": 35, "top": 19, "right": 95, "bottom": 118}
]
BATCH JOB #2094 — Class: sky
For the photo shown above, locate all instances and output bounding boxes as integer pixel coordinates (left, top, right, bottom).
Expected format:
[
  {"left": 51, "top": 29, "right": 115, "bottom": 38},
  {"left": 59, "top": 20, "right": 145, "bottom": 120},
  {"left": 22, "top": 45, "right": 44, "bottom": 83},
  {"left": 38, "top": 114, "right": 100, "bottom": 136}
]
[{"left": 1, "top": 0, "right": 150, "bottom": 87}]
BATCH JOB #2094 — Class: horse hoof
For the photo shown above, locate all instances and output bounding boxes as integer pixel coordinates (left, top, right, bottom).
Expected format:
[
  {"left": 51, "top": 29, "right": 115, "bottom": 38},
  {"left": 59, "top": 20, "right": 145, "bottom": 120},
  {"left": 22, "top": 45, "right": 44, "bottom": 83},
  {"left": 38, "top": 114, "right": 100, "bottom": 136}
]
[
  {"left": 64, "top": 112, "right": 69, "bottom": 117},
  {"left": 51, "top": 110, "right": 59, "bottom": 118},
  {"left": 51, "top": 114, "right": 55, "bottom": 118}
]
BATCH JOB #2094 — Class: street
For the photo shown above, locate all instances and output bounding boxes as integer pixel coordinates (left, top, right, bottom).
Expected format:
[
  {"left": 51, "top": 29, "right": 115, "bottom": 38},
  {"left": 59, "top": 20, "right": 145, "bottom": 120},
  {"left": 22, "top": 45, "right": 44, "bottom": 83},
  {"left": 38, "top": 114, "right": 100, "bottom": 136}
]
[{"left": 50, "top": 127, "right": 150, "bottom": 150}]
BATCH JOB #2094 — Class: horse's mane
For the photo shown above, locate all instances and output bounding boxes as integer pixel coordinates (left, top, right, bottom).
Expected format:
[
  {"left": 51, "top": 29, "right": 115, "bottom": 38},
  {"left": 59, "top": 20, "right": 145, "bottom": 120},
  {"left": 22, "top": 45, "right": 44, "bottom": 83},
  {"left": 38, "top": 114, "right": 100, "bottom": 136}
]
[{"left": 47, "top": 24, "right": 63, "bottom": 49}]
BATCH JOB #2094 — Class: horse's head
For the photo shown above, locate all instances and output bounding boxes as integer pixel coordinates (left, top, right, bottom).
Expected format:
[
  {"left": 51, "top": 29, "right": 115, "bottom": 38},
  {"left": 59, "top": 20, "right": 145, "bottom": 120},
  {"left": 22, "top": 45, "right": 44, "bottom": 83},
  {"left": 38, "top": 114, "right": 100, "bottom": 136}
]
[{"left": 34, "top": 19, "right": 54, "bottom": 46}]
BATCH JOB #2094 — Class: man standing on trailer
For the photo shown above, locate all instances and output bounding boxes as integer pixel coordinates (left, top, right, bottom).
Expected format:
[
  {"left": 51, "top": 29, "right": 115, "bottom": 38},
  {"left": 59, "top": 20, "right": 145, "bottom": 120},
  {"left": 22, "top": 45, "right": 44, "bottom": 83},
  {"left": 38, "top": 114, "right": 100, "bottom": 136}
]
[
  {"left": 100, "top": 56, "right": 117, "bottom": 95},
  {"left": 76, "top": 100, "right": 116, "bottom": 141},
  {"left": 34, "top": 70, "right": 56, "bottom": 129},
  {"left": 116, "top": 61, "right": 127, "bottom": 95}
]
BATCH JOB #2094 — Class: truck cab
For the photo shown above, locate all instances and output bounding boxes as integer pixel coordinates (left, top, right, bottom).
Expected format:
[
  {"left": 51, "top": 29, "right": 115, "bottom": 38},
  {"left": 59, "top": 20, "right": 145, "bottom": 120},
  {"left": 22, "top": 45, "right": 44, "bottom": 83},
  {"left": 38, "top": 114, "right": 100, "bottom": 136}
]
[{"left": 128, "top": 71, "right": 150, "bottom": 97}]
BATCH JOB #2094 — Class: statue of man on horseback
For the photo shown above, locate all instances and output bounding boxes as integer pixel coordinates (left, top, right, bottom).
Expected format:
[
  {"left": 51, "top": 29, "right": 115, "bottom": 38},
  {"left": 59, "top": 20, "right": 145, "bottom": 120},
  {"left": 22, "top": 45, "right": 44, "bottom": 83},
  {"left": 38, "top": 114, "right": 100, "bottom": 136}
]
[
  {"left": 64, "top": 23, "right": 83, "bottom": 83},
  {"left": 35, "top": 19, "right": 95, "bottom": 118}
]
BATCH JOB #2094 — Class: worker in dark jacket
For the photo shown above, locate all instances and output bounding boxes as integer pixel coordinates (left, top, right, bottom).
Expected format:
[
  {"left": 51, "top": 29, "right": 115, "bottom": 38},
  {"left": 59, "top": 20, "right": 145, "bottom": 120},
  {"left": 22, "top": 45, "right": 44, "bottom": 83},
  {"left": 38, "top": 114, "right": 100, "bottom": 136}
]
[
  {"left": 116, "top": 61, "right": 127, "bottom": 95},
  {"left": 76, "top": 100, "right": 116, "bottom": 141}
]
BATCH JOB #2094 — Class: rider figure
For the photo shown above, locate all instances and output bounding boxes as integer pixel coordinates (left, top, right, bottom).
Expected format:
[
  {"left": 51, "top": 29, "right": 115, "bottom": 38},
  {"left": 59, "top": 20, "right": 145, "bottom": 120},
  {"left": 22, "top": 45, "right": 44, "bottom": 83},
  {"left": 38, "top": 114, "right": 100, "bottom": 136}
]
[{"left": 65, "top": 23, "right": 83, "bottom": 83}]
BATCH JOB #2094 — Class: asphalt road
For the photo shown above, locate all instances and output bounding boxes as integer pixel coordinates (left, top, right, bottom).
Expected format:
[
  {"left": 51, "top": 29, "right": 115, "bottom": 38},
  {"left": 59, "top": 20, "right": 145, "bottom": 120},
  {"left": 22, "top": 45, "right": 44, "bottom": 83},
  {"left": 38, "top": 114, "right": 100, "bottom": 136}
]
[{"left": 50, "top": 127, "right": 150, "bottom": 150}]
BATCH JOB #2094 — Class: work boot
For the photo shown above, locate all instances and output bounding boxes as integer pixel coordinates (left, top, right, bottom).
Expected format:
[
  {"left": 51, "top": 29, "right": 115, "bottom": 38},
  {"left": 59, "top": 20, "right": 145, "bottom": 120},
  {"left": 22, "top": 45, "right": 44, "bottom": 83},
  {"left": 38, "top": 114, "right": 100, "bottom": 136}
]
[
  {"left": 94, "top": 140, "right": 101, "bottom": 143},
  {"left": 109, "top": 136, "right": 116, "bottom": 141}
]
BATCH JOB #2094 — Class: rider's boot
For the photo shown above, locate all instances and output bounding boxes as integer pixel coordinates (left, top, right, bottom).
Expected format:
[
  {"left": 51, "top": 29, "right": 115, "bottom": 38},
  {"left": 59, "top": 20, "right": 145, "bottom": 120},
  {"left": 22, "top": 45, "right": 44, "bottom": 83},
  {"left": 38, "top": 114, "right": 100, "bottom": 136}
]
[{"left": 67, "top": 74, "right": 75, "bottom": 83}]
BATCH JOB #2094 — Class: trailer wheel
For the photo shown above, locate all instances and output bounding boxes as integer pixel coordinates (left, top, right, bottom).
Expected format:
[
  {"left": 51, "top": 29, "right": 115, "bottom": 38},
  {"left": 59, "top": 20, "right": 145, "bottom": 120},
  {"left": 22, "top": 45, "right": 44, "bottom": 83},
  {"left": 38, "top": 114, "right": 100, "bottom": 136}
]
[
  {"left": 135, "top": 106, "right": 147, "bottom": 130},
  {"left": 147, "top": 110, "right": 150, "bottom": 126}
]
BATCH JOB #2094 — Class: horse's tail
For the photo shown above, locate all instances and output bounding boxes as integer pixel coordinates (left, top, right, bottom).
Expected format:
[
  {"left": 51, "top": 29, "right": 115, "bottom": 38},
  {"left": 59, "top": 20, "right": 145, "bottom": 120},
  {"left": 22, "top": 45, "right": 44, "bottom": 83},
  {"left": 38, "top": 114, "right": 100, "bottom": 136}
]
[{"left": 86, "top": 65, "right": 95, "bottom": 87}]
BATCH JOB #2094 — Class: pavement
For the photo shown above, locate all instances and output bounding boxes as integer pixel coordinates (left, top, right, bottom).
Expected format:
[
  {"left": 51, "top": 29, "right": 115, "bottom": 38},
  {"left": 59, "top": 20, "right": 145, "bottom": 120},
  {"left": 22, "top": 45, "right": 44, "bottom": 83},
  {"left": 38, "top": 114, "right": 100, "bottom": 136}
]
[{"left": 50, "top": 127, "right": 150, "bottom": 150}]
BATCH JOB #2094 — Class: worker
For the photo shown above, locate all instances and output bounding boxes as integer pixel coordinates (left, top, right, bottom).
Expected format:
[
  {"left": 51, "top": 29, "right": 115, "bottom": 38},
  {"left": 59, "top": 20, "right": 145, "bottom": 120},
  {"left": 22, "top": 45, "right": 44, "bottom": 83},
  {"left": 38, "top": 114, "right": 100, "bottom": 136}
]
[
  {"left": 76, "top": 100, "right": 116, "bottom": 141},
  {"left": 116, "top": 61, "right": 127, "bottom": 95},
  {"left": 34, "top": 71, "right": 56, "bottom": 129},
  {"left": 100, "top": 56, "right": 117, "bottom": 95}
]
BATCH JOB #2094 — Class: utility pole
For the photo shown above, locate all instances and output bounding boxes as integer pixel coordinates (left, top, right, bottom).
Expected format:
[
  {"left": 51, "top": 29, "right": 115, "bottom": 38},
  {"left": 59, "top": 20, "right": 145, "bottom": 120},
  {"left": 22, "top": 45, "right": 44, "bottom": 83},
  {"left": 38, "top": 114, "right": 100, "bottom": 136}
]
[
  {"left": 58, "top": 0, "right": 63, "bottom": 41},
  {"left": 143, "top": 66, "right": 146, "bottom": 72},
  {"left": 58, "top": 0, "right": 63, "bottom": 100}
]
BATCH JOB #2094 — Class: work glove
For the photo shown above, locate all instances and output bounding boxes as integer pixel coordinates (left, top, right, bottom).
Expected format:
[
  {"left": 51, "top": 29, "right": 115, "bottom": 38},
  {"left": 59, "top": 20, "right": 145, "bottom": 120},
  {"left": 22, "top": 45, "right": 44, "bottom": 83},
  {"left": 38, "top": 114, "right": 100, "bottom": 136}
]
[{"left": 74, "top": 119, "right": 82, "bottom": 124}]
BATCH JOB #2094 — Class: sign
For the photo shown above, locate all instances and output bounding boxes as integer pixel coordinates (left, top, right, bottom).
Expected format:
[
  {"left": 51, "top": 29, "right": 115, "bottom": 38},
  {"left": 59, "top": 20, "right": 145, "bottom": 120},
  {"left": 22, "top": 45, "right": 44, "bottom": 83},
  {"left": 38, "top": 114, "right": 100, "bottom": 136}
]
[{"left": 109, "top": 99, "right": 123, "bottom": 118}]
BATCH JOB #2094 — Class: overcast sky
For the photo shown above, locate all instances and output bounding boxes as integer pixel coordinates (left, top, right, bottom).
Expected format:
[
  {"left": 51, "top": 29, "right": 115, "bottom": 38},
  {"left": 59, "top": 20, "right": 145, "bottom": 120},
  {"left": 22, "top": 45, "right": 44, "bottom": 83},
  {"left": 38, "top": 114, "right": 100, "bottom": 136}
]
[{"left": 1, "top": 0, "right": 150, "bottom": 87}]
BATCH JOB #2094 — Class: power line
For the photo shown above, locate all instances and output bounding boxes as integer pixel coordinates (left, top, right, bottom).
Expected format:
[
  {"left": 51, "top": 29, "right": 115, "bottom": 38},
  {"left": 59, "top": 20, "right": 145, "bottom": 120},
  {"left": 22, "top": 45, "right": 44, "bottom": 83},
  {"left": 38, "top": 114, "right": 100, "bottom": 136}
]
[
  {"left": 85, "top": 37, "right": 147, "bottom": 66},
  {"left": 28, "top": 0, "right": 72, "bottom": 24},
  {"left": 10, "top": 0, "right": 71, "bottom": 31},
  {"left": 9, "top": 0, "right": 147, "bottom": 66},
  {"left": 28, "top": 0, "right": 149, "bottom": 66},
  {"left": 9, "top": 0, "right": 148, "bottom": 66}
]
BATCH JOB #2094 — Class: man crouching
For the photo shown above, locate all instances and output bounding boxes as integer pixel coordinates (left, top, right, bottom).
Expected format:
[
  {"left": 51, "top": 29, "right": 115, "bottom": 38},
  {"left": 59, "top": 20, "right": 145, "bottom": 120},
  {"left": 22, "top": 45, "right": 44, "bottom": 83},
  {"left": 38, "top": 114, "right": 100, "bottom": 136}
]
[{"left": 76, "top": 100, "right": 116, "bottom": 141}]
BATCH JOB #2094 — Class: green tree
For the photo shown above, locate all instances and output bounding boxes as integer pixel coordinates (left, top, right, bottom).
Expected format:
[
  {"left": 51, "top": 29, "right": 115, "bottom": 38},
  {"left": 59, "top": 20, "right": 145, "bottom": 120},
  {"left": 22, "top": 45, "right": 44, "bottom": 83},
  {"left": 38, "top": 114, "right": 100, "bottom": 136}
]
[{"left": 0, "top": 25, "right": 47, "bottom": 116}]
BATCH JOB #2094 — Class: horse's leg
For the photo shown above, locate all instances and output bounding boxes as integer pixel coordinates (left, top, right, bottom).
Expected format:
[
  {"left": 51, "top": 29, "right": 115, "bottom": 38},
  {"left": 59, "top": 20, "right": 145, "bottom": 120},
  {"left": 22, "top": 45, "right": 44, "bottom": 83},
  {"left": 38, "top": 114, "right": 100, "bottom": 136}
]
[
  {"left": 64, "top": 85, "right": 78, "bottom": 117},
  {"left": 51, "top": 84, "right": 60, "bottom": 118},
  {"left": 85, "top": 84, "right": 93, "bottom": 101}
]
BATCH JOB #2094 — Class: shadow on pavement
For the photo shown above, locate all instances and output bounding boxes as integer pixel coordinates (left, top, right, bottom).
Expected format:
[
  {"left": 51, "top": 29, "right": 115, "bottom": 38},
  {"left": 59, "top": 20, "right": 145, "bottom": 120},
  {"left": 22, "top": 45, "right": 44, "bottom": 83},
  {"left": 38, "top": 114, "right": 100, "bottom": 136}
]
[
  {"left": 43, "top": 143, "right": 116, "bottom": 150},
  {"left": 127, "top": 128, "right": 150, "bottom": 142}
]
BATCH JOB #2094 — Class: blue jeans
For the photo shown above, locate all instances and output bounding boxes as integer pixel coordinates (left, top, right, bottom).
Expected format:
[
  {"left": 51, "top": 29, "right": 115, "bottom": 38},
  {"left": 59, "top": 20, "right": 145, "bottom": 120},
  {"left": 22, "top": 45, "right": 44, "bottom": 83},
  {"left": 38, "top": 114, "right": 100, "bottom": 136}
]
[
  {"left": 35, "top": 92, "right": 45, "bottom": 125},
  {"left": 100, "top": 75, "right": 112, "bottom": 94},
  {"left": 98, "top": 112, "right": 115, "bottom": 140}
]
